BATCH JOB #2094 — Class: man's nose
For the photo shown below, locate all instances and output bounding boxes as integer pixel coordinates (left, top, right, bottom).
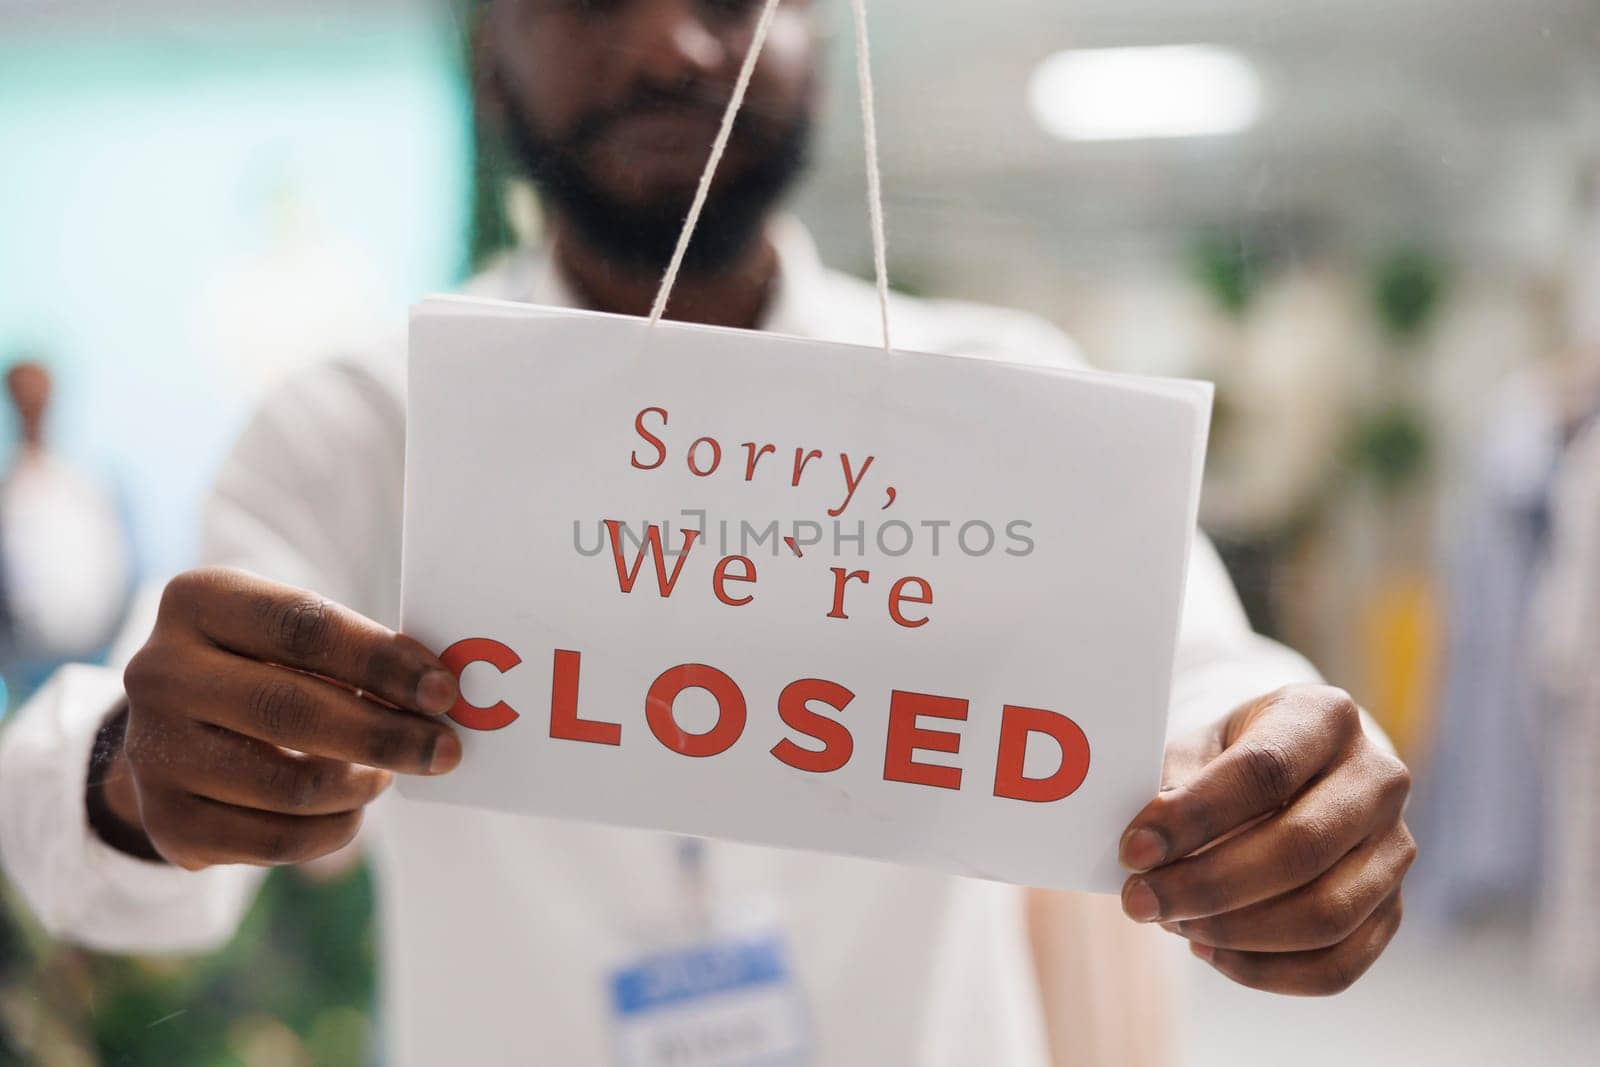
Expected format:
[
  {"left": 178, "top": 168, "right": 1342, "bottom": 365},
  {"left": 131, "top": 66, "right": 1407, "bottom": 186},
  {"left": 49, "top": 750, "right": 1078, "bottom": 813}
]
[{"left": 626, "top": 0, "right": 729, "bottom": 88}]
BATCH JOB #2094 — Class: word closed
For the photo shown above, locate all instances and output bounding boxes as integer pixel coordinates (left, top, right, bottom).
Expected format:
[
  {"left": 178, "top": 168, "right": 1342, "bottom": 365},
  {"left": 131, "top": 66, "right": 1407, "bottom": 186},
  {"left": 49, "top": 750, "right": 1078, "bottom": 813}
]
[{"left": 441, "top": 638, "right": 1092, "bottom": 805}]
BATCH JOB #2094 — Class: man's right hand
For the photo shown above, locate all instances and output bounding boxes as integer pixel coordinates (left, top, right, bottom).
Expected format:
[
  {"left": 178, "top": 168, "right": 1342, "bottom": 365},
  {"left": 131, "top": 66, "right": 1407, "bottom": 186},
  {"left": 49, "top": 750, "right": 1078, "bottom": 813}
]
[{"left": 100, "top": 567, "right": 462, "bottom": 870}]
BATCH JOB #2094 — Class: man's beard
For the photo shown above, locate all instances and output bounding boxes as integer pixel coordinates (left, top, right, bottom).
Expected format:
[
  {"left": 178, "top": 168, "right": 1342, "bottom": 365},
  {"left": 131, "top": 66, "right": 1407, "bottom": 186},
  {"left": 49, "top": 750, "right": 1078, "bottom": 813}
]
[{"left": 497, "top": 78, "right": 812, "bottom": 278}]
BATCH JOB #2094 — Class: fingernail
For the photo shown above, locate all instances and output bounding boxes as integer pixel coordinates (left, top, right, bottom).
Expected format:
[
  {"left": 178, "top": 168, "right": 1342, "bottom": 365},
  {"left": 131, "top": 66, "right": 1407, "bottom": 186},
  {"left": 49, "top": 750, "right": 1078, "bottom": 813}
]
[
  {"left": 1191, "top": 942, "right": 1215, "bottom": 963},
  {"left": 428, "top": 730, "right": 462, "bottom": 774},
  {"left": 1123, "top": 879, "right": 1161, "bottom": 923},
  {"left": 416, "top": 669, "right": 458, "bottom": 715},
  {"left": 1120, "top": 828, "right": 1168, "bottom": 872}
]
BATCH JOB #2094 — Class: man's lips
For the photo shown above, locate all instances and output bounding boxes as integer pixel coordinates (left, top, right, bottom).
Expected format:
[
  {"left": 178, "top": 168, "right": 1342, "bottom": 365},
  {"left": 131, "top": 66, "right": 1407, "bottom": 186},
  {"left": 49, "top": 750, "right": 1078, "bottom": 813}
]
[
  {"left": 599, "top": 110, "right": 724, "bottom": 154},
  {"left": 590, "top": 110, "right": 732, "bottom": 185}
]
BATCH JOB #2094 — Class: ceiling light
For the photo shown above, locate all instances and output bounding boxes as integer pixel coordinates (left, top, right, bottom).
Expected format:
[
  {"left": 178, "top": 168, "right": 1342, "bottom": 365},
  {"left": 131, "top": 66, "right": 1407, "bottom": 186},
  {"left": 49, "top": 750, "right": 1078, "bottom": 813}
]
[{"left": 1028, "top": 45, "right": 1264, "bottom": 142}]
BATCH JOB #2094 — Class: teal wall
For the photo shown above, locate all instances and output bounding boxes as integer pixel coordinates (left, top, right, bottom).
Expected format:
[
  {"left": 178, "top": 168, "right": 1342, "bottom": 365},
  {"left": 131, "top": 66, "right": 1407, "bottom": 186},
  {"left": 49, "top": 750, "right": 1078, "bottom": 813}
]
[{"left": 0, "top": 10, "right": 473, "bottom": 578}]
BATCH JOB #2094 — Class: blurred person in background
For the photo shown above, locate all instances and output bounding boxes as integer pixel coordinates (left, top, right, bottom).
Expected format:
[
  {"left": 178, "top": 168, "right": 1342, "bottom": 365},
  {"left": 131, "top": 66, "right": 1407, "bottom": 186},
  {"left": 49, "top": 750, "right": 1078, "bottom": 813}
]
[
  {"left": 0, "top": 3, "right": 1414, "bottom": 1065},
  {"left": 0, "top": 360, "right": 130, "bottom": 703}
]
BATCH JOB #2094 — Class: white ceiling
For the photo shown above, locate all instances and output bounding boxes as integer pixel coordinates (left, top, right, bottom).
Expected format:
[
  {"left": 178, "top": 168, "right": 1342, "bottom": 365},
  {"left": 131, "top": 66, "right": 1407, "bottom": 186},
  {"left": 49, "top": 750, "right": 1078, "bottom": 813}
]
[
  {"left": 798, "top": 0, "right": 1600, "bottom": 275},
  {"left": 9, "top": 0, "right": 1599, "bottom": 277}
]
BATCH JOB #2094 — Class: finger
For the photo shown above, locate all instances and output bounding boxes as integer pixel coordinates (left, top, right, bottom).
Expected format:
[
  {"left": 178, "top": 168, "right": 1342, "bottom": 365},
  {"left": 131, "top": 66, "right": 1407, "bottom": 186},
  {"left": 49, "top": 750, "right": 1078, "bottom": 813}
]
[
  {"left": 142, "top": 790, "right": 366, "bottom": 870},
  {"left": 1171, "top": 823, "right": 1417, "bottom": 951},
  {"left": 1195, "top": 890, "right": 1404, "bottom": 996},
  {"left": 1157, "top": 727, "right": 1223, "bottom": 793},
  {"left": 163, "top": 568, "right": 457, "bottom": 715},
  {"left": 1120, "top": 686, "right": 1361, "bottom": 872},
  {"left": 1124, "top": 746, "right": 1410, "bottom": 922},
  {"left": 179, "top": 722, "right": 393, "bottom": 816},
  {"left": 164, "top": 646, "right": 462, "bottom": 775}
]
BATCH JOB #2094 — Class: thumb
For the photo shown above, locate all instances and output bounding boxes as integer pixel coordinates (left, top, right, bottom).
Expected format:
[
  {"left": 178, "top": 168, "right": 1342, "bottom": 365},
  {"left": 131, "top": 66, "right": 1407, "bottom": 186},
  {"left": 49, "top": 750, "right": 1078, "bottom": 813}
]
[{"left": 1120, "top": 688, "right": 1352, "bottom": 872}]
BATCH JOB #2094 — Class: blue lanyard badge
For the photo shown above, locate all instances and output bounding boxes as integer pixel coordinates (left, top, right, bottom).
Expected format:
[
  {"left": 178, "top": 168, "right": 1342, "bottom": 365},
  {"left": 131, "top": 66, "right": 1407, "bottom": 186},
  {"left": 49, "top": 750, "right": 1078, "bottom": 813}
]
[{"left": 607, "top": 849, "right": 810, "bottom": 1067}]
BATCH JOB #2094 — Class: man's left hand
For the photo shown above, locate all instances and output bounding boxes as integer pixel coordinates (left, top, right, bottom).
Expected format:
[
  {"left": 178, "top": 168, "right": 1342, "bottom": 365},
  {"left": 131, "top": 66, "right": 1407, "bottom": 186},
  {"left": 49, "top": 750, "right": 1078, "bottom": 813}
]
[{"left": 1118, "top": 684, "right": 1415, "bottom": 995}]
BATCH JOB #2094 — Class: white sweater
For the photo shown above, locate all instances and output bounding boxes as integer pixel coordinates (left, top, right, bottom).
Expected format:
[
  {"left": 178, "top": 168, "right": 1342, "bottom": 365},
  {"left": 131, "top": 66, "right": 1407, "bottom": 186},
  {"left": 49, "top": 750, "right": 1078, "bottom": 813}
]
[{"left": 0, "top": 220, "right": 1323, "bottom": 1067}]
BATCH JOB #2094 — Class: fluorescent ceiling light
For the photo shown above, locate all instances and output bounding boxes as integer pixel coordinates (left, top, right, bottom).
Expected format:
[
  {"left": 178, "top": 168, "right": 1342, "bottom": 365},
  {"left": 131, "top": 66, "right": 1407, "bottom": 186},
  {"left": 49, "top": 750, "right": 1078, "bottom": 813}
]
[{"left": 1028, "top": 45, "right": 1263, "bottom": 142}]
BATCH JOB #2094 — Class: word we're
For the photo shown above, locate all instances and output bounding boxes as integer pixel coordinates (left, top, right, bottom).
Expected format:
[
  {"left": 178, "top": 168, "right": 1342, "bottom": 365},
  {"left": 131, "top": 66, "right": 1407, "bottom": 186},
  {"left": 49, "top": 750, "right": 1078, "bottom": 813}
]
[{"left": 605, "top": 520, "right": 934, "bottom": 629}]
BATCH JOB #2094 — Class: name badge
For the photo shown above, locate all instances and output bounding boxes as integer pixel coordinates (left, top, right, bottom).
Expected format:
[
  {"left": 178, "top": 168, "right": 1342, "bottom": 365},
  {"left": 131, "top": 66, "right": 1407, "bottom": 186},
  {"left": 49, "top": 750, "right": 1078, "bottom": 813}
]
[{"left": 609, "top": 929, "right": 809, "bottom": 1067}]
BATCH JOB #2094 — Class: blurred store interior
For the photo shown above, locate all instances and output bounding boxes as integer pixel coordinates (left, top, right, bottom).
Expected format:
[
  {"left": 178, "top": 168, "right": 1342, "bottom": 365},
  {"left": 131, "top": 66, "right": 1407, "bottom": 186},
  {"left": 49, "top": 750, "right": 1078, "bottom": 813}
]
[{"left": 3, "top": 0, "right": 1600, "bottom": 1063}]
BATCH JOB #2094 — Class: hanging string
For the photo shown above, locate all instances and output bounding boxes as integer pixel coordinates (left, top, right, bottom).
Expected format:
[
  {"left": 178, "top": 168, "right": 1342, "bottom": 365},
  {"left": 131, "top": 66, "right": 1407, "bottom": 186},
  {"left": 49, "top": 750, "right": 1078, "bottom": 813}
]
[
  {"left": 648, "top": 0, "right": 784, "bottom": 327},
  {"left": 649, "top": 0, "right": 895, "bottom": 353},
  {"left": 847, "top": 0, "right": 892, "bottom": 351}
]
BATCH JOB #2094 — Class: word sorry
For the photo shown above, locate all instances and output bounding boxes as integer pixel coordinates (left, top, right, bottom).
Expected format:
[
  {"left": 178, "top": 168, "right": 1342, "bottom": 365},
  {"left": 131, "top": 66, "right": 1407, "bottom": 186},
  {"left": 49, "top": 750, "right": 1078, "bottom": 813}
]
[
  {"left": 630, "top": 406, "right": 894, "bottom": 517},
  {"left": 440, "top": 639, "right": 1092, "bottom": 804}
]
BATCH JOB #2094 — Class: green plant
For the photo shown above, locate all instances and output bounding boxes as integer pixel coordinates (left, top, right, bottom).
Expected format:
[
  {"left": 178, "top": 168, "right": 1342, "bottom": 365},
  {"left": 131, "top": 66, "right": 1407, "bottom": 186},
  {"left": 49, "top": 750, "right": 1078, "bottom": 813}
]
[
  {"left": 1187, "top": 227, "right": 1266, "bottom": 318},
  {"left": 1345, "top": 406, "right": 1431, "bottom": 494},
  {"left": 1373, "top": 247, "right": 1446, "bottom": 342}
]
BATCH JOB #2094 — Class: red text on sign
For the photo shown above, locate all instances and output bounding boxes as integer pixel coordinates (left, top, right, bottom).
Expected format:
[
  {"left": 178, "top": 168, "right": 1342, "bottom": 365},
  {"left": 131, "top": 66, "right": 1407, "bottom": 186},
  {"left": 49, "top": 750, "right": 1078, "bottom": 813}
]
[{"left": 439, "top": 639, "right": 1091, "bottom": 803}]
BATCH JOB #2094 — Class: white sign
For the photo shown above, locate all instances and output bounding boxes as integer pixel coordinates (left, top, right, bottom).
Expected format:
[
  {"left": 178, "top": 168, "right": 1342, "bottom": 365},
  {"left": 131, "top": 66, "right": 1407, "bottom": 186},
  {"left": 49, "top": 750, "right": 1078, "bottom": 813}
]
[{"left": 398, "top": 298, "right": 1212, "bottom": 892}]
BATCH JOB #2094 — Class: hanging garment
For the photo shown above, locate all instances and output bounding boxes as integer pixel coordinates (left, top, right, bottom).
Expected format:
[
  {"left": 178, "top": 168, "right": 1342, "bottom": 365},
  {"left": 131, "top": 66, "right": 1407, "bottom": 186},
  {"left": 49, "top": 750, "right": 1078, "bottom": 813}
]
[
  {"left": 1529, "top": 415, "right": 1600, "bottom": 986},
  {"left": 1410, "top": 373, "right": 1555, "bottom": 922}
]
